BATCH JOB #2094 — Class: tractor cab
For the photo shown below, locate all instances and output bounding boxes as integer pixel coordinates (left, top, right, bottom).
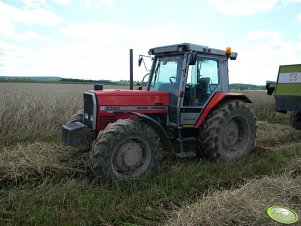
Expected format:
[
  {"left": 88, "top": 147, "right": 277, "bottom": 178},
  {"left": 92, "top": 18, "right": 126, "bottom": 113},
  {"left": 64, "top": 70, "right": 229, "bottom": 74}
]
[{"left": 144, "top": 43, "right": 237, "bottom": 127}]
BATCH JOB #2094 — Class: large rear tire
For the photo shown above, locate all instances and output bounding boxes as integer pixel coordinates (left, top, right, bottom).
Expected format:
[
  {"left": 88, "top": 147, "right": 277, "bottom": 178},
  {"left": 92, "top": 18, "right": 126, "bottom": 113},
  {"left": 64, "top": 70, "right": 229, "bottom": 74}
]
[
  {"left": 197, "top": 100, "right": 256, "bottom": 161},
  {"left": 289, "top": 111, "right": 301, "bottom": 130},
  {"left": 90, "top": 119, "right": 161, "bottom": 181}
]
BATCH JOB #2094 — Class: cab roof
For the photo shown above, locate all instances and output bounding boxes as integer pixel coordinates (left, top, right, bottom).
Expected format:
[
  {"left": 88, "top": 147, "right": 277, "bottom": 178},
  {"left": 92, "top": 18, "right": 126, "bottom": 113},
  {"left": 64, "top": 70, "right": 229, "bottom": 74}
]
[{"left": 148, "top": 43, "right": 237, "bottom": 60}]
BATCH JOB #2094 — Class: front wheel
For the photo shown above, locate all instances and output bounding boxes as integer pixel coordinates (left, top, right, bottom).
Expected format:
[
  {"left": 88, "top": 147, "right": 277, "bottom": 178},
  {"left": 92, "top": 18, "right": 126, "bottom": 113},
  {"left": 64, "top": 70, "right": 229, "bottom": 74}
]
[
  {"left": 67, "top": 110, "right": 83, "bottom": 124},
  {"left": 90, "top": 119, "right": 161, "bottom": 181},
  {"left": 197, "top": 100, "right": 256, "bottom": 161}
]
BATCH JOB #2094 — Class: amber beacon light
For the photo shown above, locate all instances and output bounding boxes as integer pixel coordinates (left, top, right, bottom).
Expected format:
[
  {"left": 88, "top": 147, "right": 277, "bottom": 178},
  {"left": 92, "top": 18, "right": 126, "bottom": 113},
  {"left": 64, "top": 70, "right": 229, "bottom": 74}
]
[{"left": 226, "top": 47, "right": 231, "bottom": 56}]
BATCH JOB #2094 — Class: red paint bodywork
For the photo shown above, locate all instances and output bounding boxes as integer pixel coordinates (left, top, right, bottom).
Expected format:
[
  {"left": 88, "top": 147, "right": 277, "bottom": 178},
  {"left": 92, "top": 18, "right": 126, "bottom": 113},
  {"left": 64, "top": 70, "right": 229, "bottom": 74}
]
[
  {"left": 194, "top": 92, "right": 251, "bottom": 128},
  {"left": 94, "top": 89, "right": 169, "bottom": 130},
  {"left": 92, "top": 89, "right": 250, "bottom": 131}
]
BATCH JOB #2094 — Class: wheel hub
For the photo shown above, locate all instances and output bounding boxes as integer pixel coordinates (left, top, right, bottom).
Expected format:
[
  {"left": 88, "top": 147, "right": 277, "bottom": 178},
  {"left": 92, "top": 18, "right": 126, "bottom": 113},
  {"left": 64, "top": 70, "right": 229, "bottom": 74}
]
[
  {"left": 115, "top": 140, "right": 144, "bottom": 171},
  {"left": 223, "top": 119, "right": 239, "bottom": 148}
]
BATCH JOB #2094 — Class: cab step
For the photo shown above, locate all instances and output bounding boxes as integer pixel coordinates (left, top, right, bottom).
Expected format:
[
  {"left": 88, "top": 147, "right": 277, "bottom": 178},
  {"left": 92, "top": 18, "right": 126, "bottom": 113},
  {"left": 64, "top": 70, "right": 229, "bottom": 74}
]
[
  {"left": 176, "top": 137, "right": 196, "bottom": 142},
  {"left": 175, "top": 129, "right": 197, "bottom": 159},
  {"left": 175, "top": 151, "right": 196, "bottom": 158}
]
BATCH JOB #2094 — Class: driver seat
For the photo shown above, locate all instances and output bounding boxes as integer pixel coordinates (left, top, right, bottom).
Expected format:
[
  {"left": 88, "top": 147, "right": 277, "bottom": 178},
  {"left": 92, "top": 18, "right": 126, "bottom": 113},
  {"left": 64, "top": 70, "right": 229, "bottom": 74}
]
[{"left": 195, "top": 77, "right": 210, "bottom": 105}]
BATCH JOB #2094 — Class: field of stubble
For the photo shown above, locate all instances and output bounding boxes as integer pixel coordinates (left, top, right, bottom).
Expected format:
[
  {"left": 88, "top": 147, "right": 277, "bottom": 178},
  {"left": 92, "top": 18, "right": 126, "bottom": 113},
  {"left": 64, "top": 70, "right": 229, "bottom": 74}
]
[{"left": 0, "top": 83, "right": 300, "bottom": 226}]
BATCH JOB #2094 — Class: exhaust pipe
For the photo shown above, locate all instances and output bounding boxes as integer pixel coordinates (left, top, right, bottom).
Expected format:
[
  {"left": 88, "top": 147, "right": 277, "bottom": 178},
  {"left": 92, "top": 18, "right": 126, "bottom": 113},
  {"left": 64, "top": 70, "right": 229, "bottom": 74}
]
[{"left": 130, "top": 49, "right": 133, "bottom": 90}]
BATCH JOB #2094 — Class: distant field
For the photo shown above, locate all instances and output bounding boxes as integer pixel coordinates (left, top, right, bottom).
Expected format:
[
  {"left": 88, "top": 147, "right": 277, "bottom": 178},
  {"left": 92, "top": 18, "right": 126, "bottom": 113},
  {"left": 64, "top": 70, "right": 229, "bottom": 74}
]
[
  {"left": 0, "top": 83, "right": 300, "bottom": 226},
  {"left": 0, "top": 83, "right": 287, "bottom": 144}
]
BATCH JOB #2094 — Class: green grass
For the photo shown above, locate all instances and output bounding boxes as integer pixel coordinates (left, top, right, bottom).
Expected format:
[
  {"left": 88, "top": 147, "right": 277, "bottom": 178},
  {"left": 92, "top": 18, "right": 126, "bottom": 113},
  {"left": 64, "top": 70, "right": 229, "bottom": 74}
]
[{"left": 1, "top": 145, "right": 300, "bottom": 226}]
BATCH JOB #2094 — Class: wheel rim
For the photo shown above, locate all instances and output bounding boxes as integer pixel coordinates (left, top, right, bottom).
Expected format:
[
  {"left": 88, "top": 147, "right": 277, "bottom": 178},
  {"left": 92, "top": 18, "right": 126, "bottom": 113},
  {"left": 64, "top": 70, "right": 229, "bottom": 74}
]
[
  {"left": 221, "top": 115, "right": 249, "bottom": 158},
  {"left": 111, "top": 137, "right": 151, "bottom": 177}
]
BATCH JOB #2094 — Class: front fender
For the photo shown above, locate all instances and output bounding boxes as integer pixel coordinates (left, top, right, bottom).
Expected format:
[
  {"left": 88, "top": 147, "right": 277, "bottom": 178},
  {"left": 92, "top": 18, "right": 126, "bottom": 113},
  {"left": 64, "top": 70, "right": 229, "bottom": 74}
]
[{"left": 129, "top": 112, "right": 173, "bottom": 153}]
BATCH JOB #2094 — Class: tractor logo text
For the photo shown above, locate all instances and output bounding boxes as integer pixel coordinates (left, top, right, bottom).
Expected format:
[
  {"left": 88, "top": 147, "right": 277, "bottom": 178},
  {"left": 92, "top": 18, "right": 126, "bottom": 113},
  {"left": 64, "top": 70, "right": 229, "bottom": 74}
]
[
  {"left": 103, "top": 106, "right": 121, "bottom": 111},
  {"left": 289, "top": 73, "right": 298, "bottom": 81},
  {"left": 100, "top": 106, "right": 168, "bottom": 111}
]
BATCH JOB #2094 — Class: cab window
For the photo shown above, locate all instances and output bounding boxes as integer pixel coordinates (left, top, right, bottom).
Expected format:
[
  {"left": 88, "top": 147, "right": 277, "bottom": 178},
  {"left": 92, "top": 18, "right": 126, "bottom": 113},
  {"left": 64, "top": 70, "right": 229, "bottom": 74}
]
[{"left": 184, "top": 57, "right": 219, "bottom": 106}]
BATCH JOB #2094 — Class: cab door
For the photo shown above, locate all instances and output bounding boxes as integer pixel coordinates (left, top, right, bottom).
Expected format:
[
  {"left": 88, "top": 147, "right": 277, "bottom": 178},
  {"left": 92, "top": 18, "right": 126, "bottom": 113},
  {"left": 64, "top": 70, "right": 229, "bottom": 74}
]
[{"left": 180, "top": 56, "right": 220, "bottom": 127}]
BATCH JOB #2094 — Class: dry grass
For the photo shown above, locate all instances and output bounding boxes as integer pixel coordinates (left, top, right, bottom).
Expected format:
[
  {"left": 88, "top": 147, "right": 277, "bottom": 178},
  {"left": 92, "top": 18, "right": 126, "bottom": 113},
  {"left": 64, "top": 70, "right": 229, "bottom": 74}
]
[
  {"left": 0, "top": 84, "right": 299, "bottom": 187},
  {"left": 1, "top": 145, "right": 300, "bottom": 226},
  {"left": 0, "top": 83, "right": 300, "bottom": 225},
  {"left": 0, "top": 84, "right": 289, "bottom": 145},
  {"left": 166, "top": 162, "right": 301, "bottom": 226},
  {"left": 0, "top": 142, "right": 90, "bottom": 185},
  {"left": 256, "top": 121, "right": 301, "bottom": 147},
  {"left": 241, "top": 90, "right": 288, "bottom": 122},
  {"left": 0, "top": 119, "right": 299, "bottom": 186},
  {"left": 0, "top": 83, "right": 130, "bottom": 144},
  {"left": 0, "top": 83, "right": 85, "bottom": 142}
]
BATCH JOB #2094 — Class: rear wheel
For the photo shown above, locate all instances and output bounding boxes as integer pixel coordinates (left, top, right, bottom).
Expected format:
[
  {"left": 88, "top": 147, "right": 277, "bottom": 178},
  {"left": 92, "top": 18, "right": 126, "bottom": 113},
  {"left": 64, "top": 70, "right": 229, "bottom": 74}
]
[
  {"left": 91, "top": 119, "right": 161, "bottom": 181},
  {"left": 290, "top": 111, "right": 301, "bottom": 130},
  {"left": 197, "top": 100, "right": 256, "bottom": 161}
]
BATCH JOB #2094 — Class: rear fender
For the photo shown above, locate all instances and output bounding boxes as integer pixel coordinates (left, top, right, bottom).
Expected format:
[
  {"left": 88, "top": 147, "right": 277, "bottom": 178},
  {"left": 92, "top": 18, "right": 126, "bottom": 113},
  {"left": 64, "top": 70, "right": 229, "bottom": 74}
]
[
  {"left": 194, "top": 92, "right": 252, "bottom": 128},
  {"left": 129, "top": 112, "right": 173, "bottom": 153}
]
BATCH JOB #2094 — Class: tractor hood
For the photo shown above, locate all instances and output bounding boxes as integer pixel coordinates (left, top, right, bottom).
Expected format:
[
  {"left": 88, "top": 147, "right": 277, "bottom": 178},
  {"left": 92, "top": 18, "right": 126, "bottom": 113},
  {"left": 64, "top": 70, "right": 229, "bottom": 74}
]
[{"left": 92, "top": 89, "right": 170, "bottom": 107}]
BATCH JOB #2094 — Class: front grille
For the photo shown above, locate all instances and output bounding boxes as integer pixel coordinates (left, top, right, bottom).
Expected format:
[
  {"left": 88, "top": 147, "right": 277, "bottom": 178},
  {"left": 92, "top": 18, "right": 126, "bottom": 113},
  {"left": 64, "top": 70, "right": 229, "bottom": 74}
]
[
  {"left": 83, "top": 93, "right": 96, "bottom": 129},
  {"left": 100, "top": 115, "right": 116, "bottom": 129}
]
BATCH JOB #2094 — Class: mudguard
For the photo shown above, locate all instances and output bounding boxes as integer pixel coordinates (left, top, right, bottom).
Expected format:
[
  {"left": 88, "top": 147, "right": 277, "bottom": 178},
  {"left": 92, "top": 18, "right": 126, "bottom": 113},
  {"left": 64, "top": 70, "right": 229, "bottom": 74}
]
[
  {"left": 129, "top": 112, "right": 173, "bottom": 153},
  {"left": 194, "top": 92, "right": 252, "bottom": 128}
]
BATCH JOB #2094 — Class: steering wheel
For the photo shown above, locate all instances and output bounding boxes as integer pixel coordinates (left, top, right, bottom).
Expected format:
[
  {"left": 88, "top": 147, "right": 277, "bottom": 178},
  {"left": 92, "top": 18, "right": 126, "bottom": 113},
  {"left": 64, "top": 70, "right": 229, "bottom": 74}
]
[{"left": 169, "top": 76, "right": 176, "bottom": 84}]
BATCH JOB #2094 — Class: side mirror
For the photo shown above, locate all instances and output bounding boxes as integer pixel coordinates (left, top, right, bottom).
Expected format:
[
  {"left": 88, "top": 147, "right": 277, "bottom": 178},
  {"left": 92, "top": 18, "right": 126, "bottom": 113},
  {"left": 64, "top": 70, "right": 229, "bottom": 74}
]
[
  {"left": 189, "top": 52, "right": 197, "bottom": 65},
  {"left": 266, "top": 81, "right": 276, "bottom": 95},
  {"left": 138, "top": 57, "right": 143, "bottom": 67}
]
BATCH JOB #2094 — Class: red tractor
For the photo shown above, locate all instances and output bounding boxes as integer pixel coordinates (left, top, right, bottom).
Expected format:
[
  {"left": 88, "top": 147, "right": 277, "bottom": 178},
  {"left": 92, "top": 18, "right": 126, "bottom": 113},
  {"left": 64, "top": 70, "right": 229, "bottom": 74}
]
[{"left": 62, "top": 43, "right": 256, "bottom": 181}]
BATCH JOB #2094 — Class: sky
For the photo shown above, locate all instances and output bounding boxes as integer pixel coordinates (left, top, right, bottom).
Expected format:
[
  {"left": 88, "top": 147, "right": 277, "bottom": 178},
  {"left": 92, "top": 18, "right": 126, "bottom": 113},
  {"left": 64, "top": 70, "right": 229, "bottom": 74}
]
[{"left": 0, "top": 0, "right": 301, "bottom": 85}]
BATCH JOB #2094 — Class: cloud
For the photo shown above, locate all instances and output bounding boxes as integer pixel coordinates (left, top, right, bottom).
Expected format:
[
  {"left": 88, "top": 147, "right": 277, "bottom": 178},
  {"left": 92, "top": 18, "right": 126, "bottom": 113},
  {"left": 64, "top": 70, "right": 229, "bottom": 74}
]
[
  {"left": 297, "top": 11, "right": 301, "bottom": 20},
  {"left": 21, "top": 0, "right": 114, "bottom": 8},
  {"left": 2, "top": 29, "right": 49, "bottom": 41},
  {"left": 282, "top": 0, "right": 301, "bottom": 21},
  {"left": 0, "top": 40, "right": 34, "bottom": 75},
  {"left": 51, "top": 0, "right": 71, "bottom": 5},
  {"left": 0, "top": 0, "right": 114, "bottom": 42},
  {"left": 79, "top": 0, "right": 116, "bottom": 9},
  {"left": 20, "top": 0, "right": 71, "bottom": 8},
  {"left": 0, "top": 1, "right": 62, "bottom": 26},
  {"left": 246, "top": 30, "right": 283, "bottom": 40},
  {"left": 0, "top": 1, "right": 61, "bottom": 41},
  {"left": 208, "top": 0, "right": 301, "bottom": 20},
  {"left": 281, "top": 0, "right": 301, "bottom": 3},
  {"left": 0, "top": 21, "right": 182, "bottom": 80},
  {"left": 20, "top": 0, "right": 46, "bottom": 9},
  {"left": 61, "top": 21, "right": 139, "bottom": 41},
  {"left": 60, "top": 21, "right": 182, "bottom": 80},
  {"left": 207, "top": 0, "right": 278, "bottom": 16},
  {"left": 229, "top": 30, "right": 301, "bottom": 84}
]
